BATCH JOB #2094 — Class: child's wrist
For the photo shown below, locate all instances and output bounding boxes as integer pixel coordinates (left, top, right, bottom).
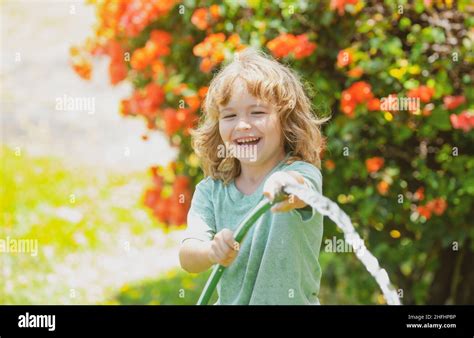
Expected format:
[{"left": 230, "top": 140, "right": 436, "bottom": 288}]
[{"left": 203, "top": 241, "right": 216, "bottom": 265}]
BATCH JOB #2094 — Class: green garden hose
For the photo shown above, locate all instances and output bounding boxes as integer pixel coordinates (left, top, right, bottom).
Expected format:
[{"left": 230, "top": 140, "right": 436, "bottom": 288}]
[{"left": 196, "top": 193, "right": 287, "bottom": 305}]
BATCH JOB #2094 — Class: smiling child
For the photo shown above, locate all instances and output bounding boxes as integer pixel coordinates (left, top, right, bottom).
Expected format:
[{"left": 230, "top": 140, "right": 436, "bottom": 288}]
[{"left": 179, "top": 48, "right": 329, "bottom": 305}]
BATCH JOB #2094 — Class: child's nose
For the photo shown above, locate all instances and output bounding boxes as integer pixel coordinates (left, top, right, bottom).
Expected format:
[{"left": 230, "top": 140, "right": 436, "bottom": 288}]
[{"left": 235, "top": 118, "right": 251, "bottom": 130}]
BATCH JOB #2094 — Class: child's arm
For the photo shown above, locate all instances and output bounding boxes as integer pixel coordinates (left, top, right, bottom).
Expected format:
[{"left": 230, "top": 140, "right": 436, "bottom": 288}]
[
  {"left": 179, "top": 229, "right": 239, "bottom": 273},
  {"left": 179, "top": 239, "right": 213, "bottom": 273}
]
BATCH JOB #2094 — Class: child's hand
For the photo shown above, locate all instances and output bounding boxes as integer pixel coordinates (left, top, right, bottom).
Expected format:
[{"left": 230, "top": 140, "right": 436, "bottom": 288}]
[
  {"left": 263, "top": 171, "right": 307, "bottom": 212},
  {"left": 207, "top": 229, "right": 239, "bottom": 267}
]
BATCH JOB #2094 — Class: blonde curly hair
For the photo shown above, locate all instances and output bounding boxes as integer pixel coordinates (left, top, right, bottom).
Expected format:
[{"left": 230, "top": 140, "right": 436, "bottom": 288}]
[{"left": 191, "top": 48, "right": 329, "bottom": 185}]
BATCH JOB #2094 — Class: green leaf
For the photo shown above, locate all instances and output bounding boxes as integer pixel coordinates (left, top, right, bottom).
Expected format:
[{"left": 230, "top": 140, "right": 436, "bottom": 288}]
[
  {"left": 428, "top": 108, "right": 451, "bottom": 131},
  {"left": 394, "top": 125, "right": 413, "bottom": 143}
]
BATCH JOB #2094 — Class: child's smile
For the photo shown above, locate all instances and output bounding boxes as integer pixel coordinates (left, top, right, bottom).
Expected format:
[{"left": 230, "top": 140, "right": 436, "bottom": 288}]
[
  {"left": 233, "top": 136, "right": 261, "bottom": 146},
  {"left": 218, "top": 79, "right": 285, "bottom": 166}
]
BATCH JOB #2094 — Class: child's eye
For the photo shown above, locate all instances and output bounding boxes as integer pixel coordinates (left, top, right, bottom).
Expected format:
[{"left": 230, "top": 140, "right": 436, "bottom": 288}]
[
  {"left": 251, "top": 111, "right": 266, "bottom": 115},
  {"left": 222, "top": 114, "right": 236, "bottom": 119}
]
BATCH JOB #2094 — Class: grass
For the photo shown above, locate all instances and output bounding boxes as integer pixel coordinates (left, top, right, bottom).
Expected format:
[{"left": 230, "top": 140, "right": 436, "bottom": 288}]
[{"left": 110, "top": 269, "right": 216, "bottom": 305}]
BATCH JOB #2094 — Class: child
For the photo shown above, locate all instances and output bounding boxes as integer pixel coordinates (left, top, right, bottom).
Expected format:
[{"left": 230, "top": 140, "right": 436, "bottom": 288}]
[{"left": 179, "top": 48, "right": 329, "bottom": 305}]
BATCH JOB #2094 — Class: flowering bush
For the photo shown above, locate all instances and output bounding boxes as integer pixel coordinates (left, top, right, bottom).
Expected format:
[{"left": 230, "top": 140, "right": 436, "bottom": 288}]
[{"left": 71, "top": 0, "right": 473, "bottom": 304}]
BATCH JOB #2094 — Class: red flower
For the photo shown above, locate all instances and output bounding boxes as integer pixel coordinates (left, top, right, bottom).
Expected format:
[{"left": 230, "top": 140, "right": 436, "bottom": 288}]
[
  {"left": 377, "top": 180, "right": 390, "bottom": 195},
  {"left": 347, "top": 66, "right": 363, "bottom": 78},
  {"left": 340, "top": 81, "right": 375, "bottom": 117},
  {"left": 417, "top": 197, "right": 447, "bottom": 220},
  {"left": 168, "top": 176, "right": 192, "bottom": 226},
  {"left": 191, "top": 8, "right": 208, "bottom": 30},
  {"left": 107, "top": 40, "right": 125, "bottom": 61},
  {"left": 267, "top": 34, "right": 296, "bottom": 58},
  {"left": 173, "top": 176, "right": 190, "bottom": 190},
  {"left": 199, "top": 58, "right": 213, "bottom": 73},
  {"left": 184, "top": 95, "right": 201, "bottom": 112},
  {"left": 450, "top": 110, "right": 474, "bottom": 132},
  {"left": 151, "top": 60, "right": 165, "bottom": 79},
  {"left": 198, "top": 86, "right": 209, "bottom": 99},
  {"left": 146, "top": 83, "right": 165, "bottom": 107},
  {"left": 417, "top": 206, "right": 432, "bottom": 219},
  {"left": 109, "top": 59, "right": 127, "bottom": 85},
  {"left": 330, "top": 0, "right": 359, "bottom": 15},
  {"left": 119, "top": 0, "right": 177, "bottom": 37},
  {"left": 144, "top": 168, "right": 165, "bottom": 210},
  {"left": 324, "top": 160, "right": 336, "bottom": 171},
  {"left": 193, "top": 33, "right": 239, "bottom": 73},
  {"left": 367, "top": 98, "right": 381, "bottom": 111},
  {"left": 293, "top": 34, "right": 317, "bottom": 59},
  {"left": 71, "top": 59, "right": 92, "bottom": 80},
  {"left": 150, "top": 30, "right": 172, "bottom": 48},
  {"left": 70, "top": 46, "right": 92, "bottom": 80},
  {"left": 407, "top": 85, "right": 435, "bottom": 103},
  {"left": 154, "top": 197, "right": 171, "bottom": 223},
  {"left": 106, "top": 39, "right": 127, "bottom": 85},
  {"left": 366, "top": 157, "right": 384, "bottom": 173},
  {"left": 340, "top": 91, "right": 357, "bottom": 117},
  {"left": 443, "top": 95, "right": 466, "bottom": 110},
  {"left": 227, "top": 33, "right": 241, "bottom": 47},
  {"left": 267, "top": 33, "right": 316, "bottom": 59},
  {"left": 139, "top": 83, "right": 164, "bottom": 117},
  {"left": 131, "top": 30, "right": 172, "bottom": 70},
  {"left": 414, "top": 187, "right": 425, "bottom": 201},
  {"left": 337, "top": 49, "right": 353, "bottom": 68},
  {"left": 194, "top": 33, "right": 226, "bottom": 57},
  {"left": 144, "top": 168, "right": 192, "bottom": 227},
  {"left": 163, "top": 108, "right": 197, "bottom": 136},
  {"left": 150, "top": 167, "right": 164, "bottom": 188},
  {"left": 168, "top": 194, "right": 190, "bottom": 225},
  {"left": 121, "top": 83, "right": 164, "bottom": 119},
  {"left": 426, "top": 198, "right": 447, "bottom": 216},
  {"left": 130, "top": 49, "right": 148, "bottom": 70},
  {"left": 350, "top": 81, "right": 373, "bottom": 103},
  {"left": 191, "top": 5, "right": 220, "bottom": 31},
  {"left": 144, "top": 188, "right": 160, "bottom": 209}
]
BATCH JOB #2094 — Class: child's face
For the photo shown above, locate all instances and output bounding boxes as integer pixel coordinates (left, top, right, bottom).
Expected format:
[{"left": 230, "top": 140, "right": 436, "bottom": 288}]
[{"left": 218, "top": 80, "right": 285, "bottom": 166}]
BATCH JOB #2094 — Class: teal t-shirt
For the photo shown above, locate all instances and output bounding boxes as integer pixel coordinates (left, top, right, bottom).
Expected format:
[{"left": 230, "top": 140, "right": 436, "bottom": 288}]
[{"left": 183, "top": 156, "right": 324, "bottom": 305}]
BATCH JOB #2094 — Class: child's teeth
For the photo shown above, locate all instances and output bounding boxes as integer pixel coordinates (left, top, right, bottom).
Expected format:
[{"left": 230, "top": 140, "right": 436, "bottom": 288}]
[{"left": 237, "top": 137, "right": 259, "bottom": 144}]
